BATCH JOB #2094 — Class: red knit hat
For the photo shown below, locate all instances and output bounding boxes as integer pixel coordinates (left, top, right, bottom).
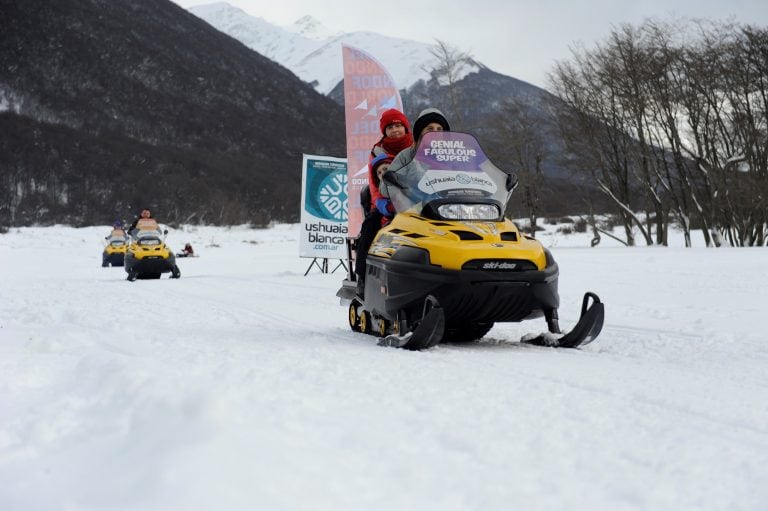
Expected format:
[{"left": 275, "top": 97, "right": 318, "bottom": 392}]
[{"left": 379, "top": 109, "right": 410, "bottom": 135}]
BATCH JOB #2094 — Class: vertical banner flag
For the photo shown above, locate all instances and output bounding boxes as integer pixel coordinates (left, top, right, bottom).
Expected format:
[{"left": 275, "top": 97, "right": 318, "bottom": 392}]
[
  {"left": 342, "top": 44, "right": 403, "bottom": 237},
  {"left": 299, "top": 154, "right": 349, "bottom": 259}
]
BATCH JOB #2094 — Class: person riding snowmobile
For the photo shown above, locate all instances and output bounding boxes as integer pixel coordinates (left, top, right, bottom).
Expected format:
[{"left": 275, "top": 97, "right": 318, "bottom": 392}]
[
  {"left": 367, "top": 108, "right": 413, "bottom": 214},
  {"left": 354, "top": 109, "right": 414, "bottom": 297},
  {"left": 379, "top": 107, "right": 451, "bottom": 204},
  {"left": 105, "top": 220, "right": 127, "bottom": 241},
  {"left": 128, "top": 209, "right": 158, "bottom": 238},
  {"left": 355, "top": 153, "right": 395, "bottom": 297}
]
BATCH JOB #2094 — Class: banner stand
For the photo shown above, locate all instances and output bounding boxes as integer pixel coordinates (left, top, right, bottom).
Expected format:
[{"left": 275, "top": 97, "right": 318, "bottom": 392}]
[
  {"left": 341, "top": 44, "right": 404, "bottom": 238},
  {"left": 304, "top": 258, "right": 347, "bottom": 276}
]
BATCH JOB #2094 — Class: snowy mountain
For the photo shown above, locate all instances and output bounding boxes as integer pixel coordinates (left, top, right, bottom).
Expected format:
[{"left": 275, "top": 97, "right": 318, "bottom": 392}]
[
  {"left": 188, "top": 2, "right": 477, "bottom": 94},
  {"left": 287, "top": 14, "right": 341, "bottom": 40}
]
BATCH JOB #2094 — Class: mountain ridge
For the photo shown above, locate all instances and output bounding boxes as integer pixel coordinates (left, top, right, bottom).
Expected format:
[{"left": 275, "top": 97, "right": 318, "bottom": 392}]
[
  {"left": 188, "top": 2, "right": 479, "bottom": 94},
  {"left": 1, "top": 0, "right": 345, "bottom": 226}
]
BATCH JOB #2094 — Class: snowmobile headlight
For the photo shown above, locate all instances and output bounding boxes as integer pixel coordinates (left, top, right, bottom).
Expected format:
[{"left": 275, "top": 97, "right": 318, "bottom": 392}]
[{"left": 437, "top": 204, "right": 500, "bottom": 221}]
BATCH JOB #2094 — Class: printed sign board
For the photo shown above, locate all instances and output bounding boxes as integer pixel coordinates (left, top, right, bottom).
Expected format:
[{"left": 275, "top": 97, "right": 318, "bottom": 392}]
[{"left": 300, "top": 154, "right": 349, "bottom": 258}]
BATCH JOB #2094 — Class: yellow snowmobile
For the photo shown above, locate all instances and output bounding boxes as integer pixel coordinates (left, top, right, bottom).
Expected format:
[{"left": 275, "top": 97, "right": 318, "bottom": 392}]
[
  {"left": 124, "top": 219, "right": 181, "bottom": 281},
  {"left": 102, "top": 228, "right": 128, "bottom": 267},
  {"left": 338, "top": 131, "right": 604, "bottom": 350}
]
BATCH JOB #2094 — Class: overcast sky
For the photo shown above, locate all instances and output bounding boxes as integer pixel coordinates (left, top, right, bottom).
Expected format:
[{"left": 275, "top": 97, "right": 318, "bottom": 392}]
[{"left": 174, "top": 0, "right": 768, "bottom": 88}]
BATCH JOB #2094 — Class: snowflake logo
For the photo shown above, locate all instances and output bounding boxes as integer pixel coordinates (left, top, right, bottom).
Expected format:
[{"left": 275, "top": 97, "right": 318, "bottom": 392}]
[
  {"left": 456, "top": 173, "right": 472, "bottom": 184},
  {"left": 318, "top": 172, "right": 348, "bottom": 221}
]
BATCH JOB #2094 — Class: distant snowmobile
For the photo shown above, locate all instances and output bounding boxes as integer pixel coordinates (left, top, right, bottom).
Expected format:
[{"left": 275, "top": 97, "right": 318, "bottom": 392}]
[
  {"left": 124, "top": 219, "right": 181, "bottom": 281},
  {"left": 337, "top": 131, "right": 604, "bottom": 350},
  {"left": 102, "top": 228, "right": 128, "bottom": 267}
]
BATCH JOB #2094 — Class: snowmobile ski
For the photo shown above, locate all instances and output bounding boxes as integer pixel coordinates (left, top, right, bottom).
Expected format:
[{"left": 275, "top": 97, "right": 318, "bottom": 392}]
[
  {"left": 523, "top": 292, "right": 604, "bottom": 348},
  {"left": 378, "top": 297, "right": 445, "bottom": 350}
]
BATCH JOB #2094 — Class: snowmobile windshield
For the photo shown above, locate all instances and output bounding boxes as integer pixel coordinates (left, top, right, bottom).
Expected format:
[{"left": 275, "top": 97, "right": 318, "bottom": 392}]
[
  {"left": 138, "top": 236, "right": 162, "bottom": 246},
  {"left": 384, "top": 132, "right": 517, "bottom": 221},
  {"left": 135, "top": 229, "right": 163, "bottom": 245}
]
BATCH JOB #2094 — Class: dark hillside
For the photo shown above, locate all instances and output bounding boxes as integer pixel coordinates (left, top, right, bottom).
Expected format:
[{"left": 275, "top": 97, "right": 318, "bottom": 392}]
[{"left": 0, "top": 0, "right": 345, "bottom": 226}]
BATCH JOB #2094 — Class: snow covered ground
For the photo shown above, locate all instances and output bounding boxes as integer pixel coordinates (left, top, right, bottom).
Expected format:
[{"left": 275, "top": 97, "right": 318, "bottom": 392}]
[{"left": 1, "top": 223, "right": 767, "bottom": 511}]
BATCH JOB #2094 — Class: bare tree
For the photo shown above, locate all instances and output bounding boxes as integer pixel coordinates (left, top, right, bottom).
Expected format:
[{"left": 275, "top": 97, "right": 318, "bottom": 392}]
[
  {"left": 549, "top": 19, "right": 768, "bottom": 247},
  {"left": 489, "top": 98, "right": 549, "bottom": 234},
  {"left": 426, "top": 39, "right": 476, "bottom": 127},
  {"left": 717, "top": 25, "right": 768, "bottom": 245},
  {"left": 549, "top": 42, "right": 652, "bottom": 246},
  {"left": 650, "top": 21, "right": 768, "bottom": 247}
]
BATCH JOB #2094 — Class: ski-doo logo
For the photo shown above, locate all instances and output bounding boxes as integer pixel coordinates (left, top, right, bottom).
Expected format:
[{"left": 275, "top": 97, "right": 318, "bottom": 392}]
[
  {"left": 462, "top": 259, "right": 533, "bottom": 271},
  {"left": 482, "top": 261, "right": 517, "bottom": 270},
  {"left": 305, "top": 161, "right": 348, "bottom": 222},
  {"left": 456, "top": 174, "right": 472, "bottom": 185}
]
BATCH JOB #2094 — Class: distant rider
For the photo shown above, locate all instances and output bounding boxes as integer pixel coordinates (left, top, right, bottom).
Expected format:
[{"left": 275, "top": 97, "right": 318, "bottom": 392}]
[
  {"left": 177, "top": 243, "right": 195, "bottom": 257},
  {"left": 106, "top": 220, "right": 127, "bottom": 241},
  {"left": 128, "top": 208, "right": 159, "bottom": 237}
]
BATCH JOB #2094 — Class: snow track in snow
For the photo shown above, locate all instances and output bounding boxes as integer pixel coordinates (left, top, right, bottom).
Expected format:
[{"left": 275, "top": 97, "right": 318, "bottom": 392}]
[{"left": 1, "top": 225, "right": 767, "bottom": 510}]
